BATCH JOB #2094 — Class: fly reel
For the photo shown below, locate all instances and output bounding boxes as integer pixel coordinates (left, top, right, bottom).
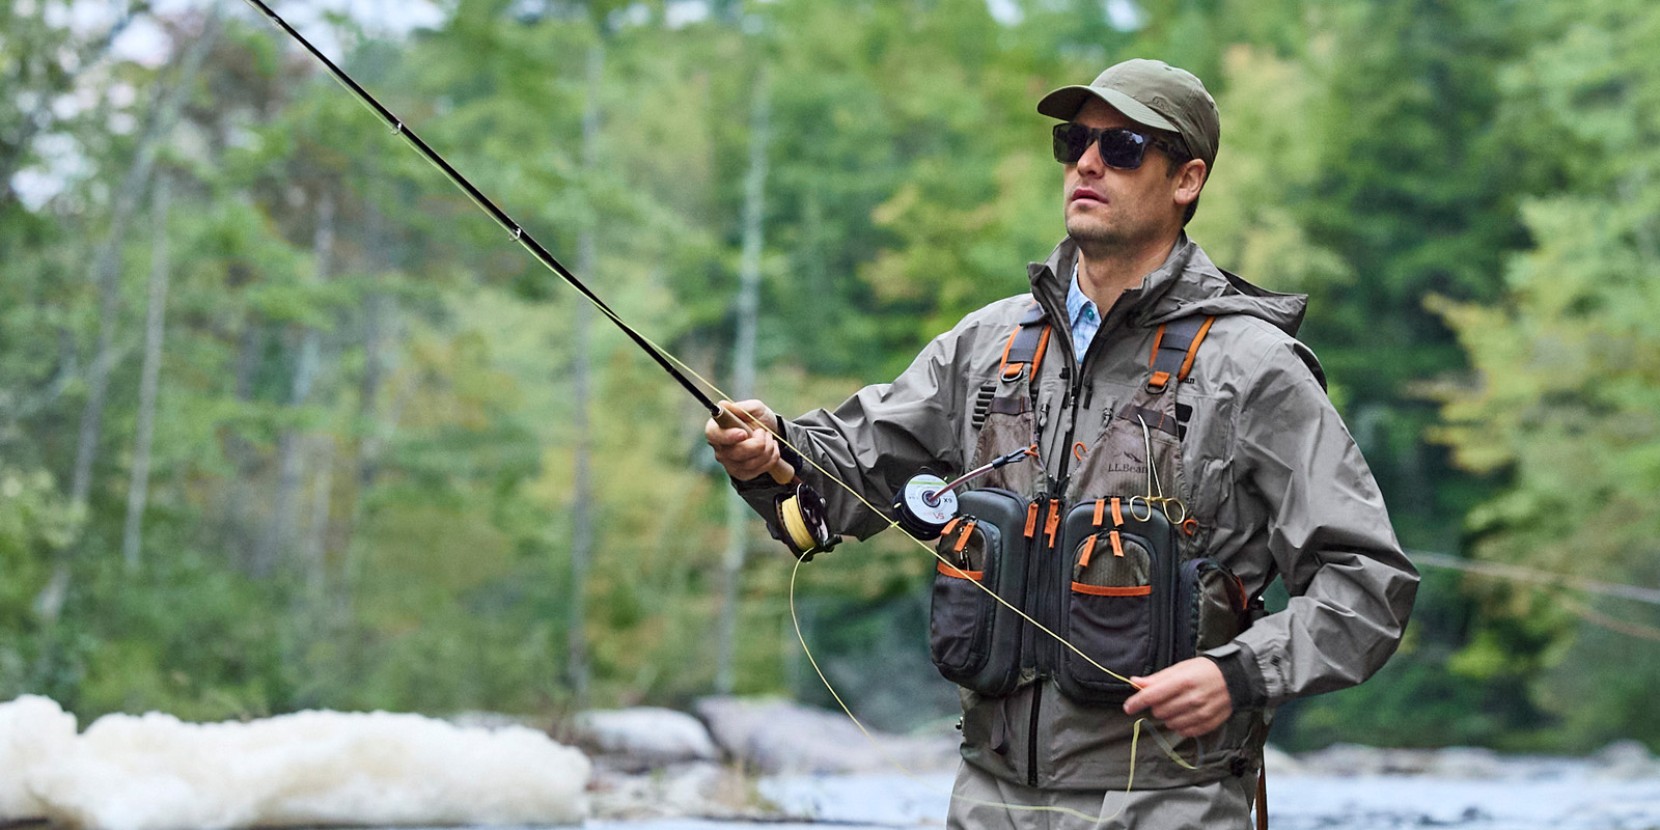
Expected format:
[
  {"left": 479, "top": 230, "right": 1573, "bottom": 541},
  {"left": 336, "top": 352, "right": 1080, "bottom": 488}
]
[{"left": 774, "top": 482, "right": 839, "bottom": 561}]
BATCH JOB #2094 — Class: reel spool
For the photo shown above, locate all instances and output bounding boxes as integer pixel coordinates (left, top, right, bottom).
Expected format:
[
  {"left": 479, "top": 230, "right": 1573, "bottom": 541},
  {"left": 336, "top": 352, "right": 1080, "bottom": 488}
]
[
  {"left": 775, "top": 483, "right": 839, "bottom": 561},
  {"left": 891, "top": 473, "right": 960, "bottom": 540}
]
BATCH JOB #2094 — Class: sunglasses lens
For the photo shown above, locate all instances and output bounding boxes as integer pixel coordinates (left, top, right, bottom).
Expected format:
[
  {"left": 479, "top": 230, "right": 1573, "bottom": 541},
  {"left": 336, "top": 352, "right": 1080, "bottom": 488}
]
[
  {"left": 1052, "top": 123, "right": 1091, "bottom": 163},
  {"left": 1052, "top": 125, "right": 1151, "bottom": 169},
  {"left": 1096, "top": 129, "right": 1149, "bottom": 169}
]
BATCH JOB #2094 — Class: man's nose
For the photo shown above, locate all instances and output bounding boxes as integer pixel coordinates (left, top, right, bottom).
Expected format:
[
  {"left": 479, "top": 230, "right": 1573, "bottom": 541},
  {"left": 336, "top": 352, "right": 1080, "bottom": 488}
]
[{"left": 1075, "top": 137, "right": 1106, "bottom": 177}]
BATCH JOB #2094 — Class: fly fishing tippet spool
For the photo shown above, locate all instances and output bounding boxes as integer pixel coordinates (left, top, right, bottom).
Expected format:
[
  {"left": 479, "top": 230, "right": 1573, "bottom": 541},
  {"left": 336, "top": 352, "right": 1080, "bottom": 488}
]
[
  {"left": 892, "top": 445, "right": 1035, "bottom": 539},
  {"left": 892, "top": 474, "right": 960, "bottom": 540}
]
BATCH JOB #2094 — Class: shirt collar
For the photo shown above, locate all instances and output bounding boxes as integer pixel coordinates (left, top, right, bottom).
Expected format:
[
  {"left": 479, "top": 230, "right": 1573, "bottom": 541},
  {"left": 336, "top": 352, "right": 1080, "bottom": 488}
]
[{"left": 1065, "top": 260, "right": 1097, "bottom": 328}]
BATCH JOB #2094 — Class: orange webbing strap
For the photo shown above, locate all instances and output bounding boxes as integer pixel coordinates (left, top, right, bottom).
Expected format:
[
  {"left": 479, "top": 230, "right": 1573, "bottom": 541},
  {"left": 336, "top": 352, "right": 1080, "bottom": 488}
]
[
  {"left": 1179, "top": 316, "right": 1217, "bottom": 382},
  {"left": 1110, "top": 496, "right": 1124, "bottom": 527},
  {"left": 1092, "top": 498, "right": 1106, "bottom": 527},
  {"left": 1146, "top": 315, "right": 1215, "bottom": 393},
  {"left": 999, "top": 303, "right": 1052, "bottom": 382}
]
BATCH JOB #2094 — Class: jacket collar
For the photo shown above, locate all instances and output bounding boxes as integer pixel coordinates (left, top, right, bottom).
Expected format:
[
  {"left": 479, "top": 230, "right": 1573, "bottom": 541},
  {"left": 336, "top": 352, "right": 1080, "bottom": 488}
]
[{"left": 1028, "top": 234, "right": 1310, "bottom": 336}]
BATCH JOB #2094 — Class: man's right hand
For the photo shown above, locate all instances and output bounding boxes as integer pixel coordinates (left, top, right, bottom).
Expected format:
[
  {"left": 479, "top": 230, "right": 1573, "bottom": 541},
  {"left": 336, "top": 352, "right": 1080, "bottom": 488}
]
[{"left": 705, "top": 399, "right": 782, "bottom": 482}]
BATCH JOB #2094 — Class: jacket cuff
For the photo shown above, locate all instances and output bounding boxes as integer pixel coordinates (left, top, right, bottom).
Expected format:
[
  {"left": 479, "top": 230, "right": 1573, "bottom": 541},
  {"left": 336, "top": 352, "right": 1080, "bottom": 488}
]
[{"left": 1202, "top": 642, "right": 1269, "bottom": 711}]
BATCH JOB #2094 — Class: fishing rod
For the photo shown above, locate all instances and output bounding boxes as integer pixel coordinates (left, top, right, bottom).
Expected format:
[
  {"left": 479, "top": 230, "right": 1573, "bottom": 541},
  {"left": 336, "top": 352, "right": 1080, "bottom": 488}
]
[{"left": 241, "top": 0, "right": 836, "bottom": 557}]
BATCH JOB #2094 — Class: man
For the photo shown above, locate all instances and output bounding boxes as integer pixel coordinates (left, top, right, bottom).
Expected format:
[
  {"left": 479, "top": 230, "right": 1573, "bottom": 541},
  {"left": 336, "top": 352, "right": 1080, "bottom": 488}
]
[{"left": 706, "top": 59, "right": 1418, "bottom": 829}]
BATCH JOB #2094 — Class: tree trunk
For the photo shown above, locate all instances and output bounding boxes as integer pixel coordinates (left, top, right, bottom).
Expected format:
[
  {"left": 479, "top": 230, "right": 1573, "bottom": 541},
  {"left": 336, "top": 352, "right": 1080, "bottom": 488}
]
[
  {"left": 38, "top": 14, "right": 221, "bottom": 624},
  {"left": 120, "top": 174, "right": 172, "bottom": 572},
  {"left": 261, "top": 193, "right": 334, "bottom": 574},
  {"left": 303, "top": 435, "right": 336, "bottom": 602},
  {"left": 716, "top": 66, "right": 771, "bottom": 695},
  {"left": 565, "top": 39, "right": 604, "bottom": 707}
]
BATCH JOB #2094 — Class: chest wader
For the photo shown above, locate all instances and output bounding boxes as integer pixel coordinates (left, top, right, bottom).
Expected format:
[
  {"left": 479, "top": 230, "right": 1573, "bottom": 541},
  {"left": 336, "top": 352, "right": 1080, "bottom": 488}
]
[{"left": 927, "top": 307, "right": 1252, "bottom": 706}]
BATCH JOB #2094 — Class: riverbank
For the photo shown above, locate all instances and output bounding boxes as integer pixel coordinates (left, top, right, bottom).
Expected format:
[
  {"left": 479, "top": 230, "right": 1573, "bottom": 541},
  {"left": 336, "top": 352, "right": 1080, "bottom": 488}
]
[{"left": 580, "top": 699, "right": 1660, "bottom": 829}]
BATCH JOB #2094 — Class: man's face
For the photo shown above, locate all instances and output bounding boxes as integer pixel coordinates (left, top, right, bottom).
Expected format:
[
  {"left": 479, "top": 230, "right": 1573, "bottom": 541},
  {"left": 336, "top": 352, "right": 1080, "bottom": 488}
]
[{"left": 1061, "top": 99, "right": 1197, "bottom": 255}]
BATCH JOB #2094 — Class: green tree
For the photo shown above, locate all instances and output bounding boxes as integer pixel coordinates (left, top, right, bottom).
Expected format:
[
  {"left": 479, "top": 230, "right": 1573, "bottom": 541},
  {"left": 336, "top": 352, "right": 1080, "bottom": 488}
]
[{"left": 1432, "top": 0, "right": 1660, "bottom": 750}]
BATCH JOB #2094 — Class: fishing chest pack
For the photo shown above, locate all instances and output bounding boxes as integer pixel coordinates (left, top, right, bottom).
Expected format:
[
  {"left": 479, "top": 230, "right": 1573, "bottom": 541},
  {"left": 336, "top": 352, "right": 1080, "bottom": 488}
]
[{"left": 925, "top": 307, "right": 1251, "bottom": 706}]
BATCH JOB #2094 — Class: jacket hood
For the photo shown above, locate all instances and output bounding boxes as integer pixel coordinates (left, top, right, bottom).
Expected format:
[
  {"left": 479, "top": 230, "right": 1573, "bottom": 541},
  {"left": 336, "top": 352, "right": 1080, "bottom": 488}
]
[{"left": 1028, "top": 236, "right": 1309, "bottom": 336}]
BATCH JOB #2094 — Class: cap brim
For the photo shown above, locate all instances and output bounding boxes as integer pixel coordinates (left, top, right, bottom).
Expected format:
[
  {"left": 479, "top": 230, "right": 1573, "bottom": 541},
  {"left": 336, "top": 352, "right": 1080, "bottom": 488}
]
[{"left": 1036, "top": 86, "right": 1178, "bottom": 133}]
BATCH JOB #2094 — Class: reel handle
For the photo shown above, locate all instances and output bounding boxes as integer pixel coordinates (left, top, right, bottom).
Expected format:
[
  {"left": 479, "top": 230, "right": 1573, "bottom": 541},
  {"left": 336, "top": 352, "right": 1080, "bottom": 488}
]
[{"left": 714, "top": 404, "right": 795, "bottom": 485}]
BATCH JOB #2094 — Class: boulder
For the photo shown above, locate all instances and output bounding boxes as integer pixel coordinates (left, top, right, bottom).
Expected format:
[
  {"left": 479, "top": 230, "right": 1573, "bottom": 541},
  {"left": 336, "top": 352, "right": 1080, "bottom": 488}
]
[
  {"left": 570, "top": 707, "right": 721, "bottom": 768},
  {"left": 1590, "top": 739, "right": 1660, "bottom": 780},
  {"left": 1260, "top": 743, "right": 1302, "bottom": 777},
  {"left": 694, "top": 696, "right": 957, "bottom": 775}
]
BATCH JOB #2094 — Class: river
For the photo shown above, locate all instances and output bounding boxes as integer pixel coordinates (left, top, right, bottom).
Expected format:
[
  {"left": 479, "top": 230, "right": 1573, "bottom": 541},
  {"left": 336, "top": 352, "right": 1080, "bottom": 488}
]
[{"left": 580, "top": 767, "right": 1660, "bottom": 830}]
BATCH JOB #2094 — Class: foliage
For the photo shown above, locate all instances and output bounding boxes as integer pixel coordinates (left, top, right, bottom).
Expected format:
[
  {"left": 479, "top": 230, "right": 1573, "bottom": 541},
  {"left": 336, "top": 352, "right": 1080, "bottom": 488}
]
[
  {"left": 1429, "top": 0, "right": 1660, "bottom": 750},
  {"left": 0, "top": 0, "right": 1655, "bottom": 757}
]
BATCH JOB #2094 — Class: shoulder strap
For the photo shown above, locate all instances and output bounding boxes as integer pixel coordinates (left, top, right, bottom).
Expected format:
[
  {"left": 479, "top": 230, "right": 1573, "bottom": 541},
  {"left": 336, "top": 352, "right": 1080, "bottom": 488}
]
[
  {"left": 998, "top": 303, "right": 1052, "bottom": 383},
  {"left": 1145, "top": 315, "right": 1216, "bottom": 394}
]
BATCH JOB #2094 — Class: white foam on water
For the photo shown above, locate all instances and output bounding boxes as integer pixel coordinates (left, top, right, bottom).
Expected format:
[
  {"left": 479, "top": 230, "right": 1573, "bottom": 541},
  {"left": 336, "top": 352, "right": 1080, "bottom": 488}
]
[
  {"left": 0, "top": 696, "right": 590, "bottom": 830},
  {"left": 0, "top": 694, "right": 80, "bottom": 818}
]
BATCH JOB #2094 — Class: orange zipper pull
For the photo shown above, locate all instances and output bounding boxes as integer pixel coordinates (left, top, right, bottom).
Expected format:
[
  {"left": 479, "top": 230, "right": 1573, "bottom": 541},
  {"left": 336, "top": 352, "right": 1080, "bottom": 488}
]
[
  {"left": 1078, "top": 534, "right": 1098, "bottom": 569},
  {"left": 1044, "top": 498, "right": 1062, "bottom": 548}
]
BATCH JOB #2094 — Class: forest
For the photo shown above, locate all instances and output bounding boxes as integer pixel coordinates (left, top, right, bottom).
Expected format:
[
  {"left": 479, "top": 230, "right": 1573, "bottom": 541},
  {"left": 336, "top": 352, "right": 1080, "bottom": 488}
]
[{"left": 2, "top": 0, "right": 1657, "bottom": 755}]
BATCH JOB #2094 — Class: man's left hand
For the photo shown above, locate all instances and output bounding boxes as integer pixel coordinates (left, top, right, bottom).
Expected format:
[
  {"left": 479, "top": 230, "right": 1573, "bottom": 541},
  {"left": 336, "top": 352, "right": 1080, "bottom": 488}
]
[{"left": 1123, "top": 657, "right": 1233, "bottom": 737}]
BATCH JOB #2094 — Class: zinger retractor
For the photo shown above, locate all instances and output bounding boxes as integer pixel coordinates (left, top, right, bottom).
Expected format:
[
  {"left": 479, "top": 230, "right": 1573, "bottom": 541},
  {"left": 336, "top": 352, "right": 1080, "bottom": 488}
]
[
  {"left": 774, "top": 482, "right": 838, "bottom": 561},
  {"left": 891, "top": 446, "right": 1037, "bottom": 540}
]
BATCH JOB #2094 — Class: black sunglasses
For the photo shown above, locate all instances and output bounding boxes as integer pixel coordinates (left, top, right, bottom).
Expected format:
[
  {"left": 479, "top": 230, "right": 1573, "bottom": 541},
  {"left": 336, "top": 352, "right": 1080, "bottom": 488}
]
[{"left": 1051, "top": 123, "right": 1182, "bottom": 169}]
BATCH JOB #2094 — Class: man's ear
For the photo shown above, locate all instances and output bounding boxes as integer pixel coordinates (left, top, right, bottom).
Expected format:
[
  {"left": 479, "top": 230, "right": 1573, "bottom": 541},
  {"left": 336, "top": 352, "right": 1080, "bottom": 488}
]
[{"left": 1174, "top": 159, "right": 1207, "bottom": 209}]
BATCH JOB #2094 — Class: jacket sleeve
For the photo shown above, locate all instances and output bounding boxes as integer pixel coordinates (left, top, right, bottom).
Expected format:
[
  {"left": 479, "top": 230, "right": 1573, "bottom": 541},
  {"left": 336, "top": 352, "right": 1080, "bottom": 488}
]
[
  {"left": 1215, "top": 341, "right": 1420, "bottom": 707},
  {"left": 734, "top": 327, "right": 969, "bottom": 542}
]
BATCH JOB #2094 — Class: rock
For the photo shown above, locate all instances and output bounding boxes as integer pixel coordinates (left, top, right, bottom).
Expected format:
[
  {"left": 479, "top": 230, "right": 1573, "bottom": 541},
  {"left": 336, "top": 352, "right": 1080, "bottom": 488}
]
[
  {"left": 1295, "top": 742, "right": 1396, "bottom": 777},
  {"left": 446, "top": 711, "right": 539, "bottom": 731},
  {"left": 1589, "top": 740, "right": 1660, "bottom": 780},
  {"left": 1424, "top": 746, "right": 1505, "bottom": 779},
  {"left": 694, "top": 696, "right": 958, "bottom": 775},
  {"left": 570, "top": 707, "right": 721, "bottom": 769},
  {"left": 1261, "top": 743, "right": 1302, "bottom": 777},
  {"left": 587, "top": 761, "right": 771, "bottom": 821}
]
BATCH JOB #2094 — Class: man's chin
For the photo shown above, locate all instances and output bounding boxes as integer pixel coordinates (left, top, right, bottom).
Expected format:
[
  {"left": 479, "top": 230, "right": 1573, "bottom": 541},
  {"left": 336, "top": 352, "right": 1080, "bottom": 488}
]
[{"left": 1065, "top": 221, "right": 1118, "bottom": 250}]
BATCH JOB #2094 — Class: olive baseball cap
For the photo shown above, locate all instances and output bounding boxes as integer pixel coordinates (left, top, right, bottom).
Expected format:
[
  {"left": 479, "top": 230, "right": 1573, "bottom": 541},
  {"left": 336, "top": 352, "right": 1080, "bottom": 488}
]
[{"left": 1036, "top": 58, "right": 1220, "bottom": 170}]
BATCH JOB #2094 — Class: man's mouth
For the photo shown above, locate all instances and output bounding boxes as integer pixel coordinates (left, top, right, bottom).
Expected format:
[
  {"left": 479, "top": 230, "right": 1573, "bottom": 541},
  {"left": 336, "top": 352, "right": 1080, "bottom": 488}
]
[{"left": 1069, "top": 187, "right": 1106, "bottom": 205}]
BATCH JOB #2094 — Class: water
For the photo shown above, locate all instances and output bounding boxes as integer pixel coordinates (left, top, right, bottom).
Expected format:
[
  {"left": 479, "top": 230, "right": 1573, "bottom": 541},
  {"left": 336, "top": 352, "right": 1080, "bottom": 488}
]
[{"left": 587, "top": 770, "right": 1660, "bottom": 830}]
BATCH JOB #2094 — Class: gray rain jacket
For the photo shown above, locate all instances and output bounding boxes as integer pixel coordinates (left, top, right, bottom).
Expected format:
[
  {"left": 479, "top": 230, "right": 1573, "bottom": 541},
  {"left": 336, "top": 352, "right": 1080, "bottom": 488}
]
[{"left": 737, "top": 235, "right": 1419, "bottom": 791}]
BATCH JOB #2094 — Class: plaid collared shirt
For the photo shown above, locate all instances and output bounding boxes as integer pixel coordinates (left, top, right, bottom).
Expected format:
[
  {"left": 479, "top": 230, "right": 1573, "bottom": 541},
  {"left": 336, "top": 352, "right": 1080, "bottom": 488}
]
[{"left": 1065, "top": 261, "right": 1100, "bottom": 363}]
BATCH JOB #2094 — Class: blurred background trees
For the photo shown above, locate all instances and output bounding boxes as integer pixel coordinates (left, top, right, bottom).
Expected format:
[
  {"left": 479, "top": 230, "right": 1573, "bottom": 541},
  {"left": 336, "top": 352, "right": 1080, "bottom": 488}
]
[{"left": 2, "top": 0, "right": 1657, "bottom": 752}]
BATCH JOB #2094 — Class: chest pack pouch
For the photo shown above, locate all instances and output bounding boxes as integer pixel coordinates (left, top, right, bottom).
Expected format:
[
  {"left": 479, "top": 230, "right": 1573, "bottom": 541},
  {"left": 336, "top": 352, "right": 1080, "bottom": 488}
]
[
  {"left": 927, "top": 488, "right": 1031, "bottom": 698},
  {"left": 928, "top": 492, "right": 1250, "bottom": 706},
  {"left": 1052, "top": 497, "right": 1249, "bottom": 704}
]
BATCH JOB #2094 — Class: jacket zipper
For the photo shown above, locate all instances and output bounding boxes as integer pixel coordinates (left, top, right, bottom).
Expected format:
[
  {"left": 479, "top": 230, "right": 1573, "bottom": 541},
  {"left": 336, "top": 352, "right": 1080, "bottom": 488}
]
[
  {"left": 1024, "top": 280, "right": 1119, "bottom": 787},
  {"left": 1024, "top": 294, "right": 1080, "bottom": 788}
]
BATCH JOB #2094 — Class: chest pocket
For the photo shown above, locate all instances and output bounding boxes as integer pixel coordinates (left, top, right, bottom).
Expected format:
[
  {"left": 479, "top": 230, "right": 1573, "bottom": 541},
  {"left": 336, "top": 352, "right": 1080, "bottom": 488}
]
[
  {"left": 965, "top": 303, "right": 1051, "bottom": 495},
  {"left": 1068, "top": 315, "right": 1215, "bottom": 542}
]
